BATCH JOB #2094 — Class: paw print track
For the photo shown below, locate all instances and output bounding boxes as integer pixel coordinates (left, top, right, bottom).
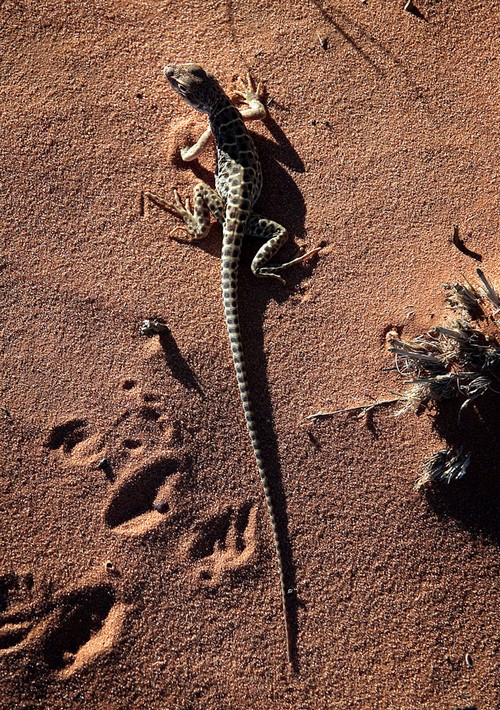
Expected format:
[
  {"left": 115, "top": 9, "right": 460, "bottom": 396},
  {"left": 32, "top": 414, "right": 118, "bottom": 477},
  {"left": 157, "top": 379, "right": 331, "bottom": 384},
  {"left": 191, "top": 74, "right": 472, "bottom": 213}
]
[
  {"left": 41, "top": 584, "right": 127, "bottom": 678},
  {"left": 0, "top": 576, "right": 128, "bottom": 678},
  {"left": 0, "top": 572, "right": 34, "bottom": 613},
  {"left": 44, "top": 385, "right": 186, "bottom": 539},
  {"left": 44, "top": 383, "right": 176, "bottom": 472},
  {"left": 188, "top": 502, "right": 258, "bottom": 585},
  {"left": 105, "top": 454, "right": 182, "bottom": 537},
  {"left": 45, "top": 419, "right": 88, "bottom": 454},
  {"left": 0, "top": 621, "right": 33, "bottom": 650},
  {"left": 0, "top": 572, "right": 43, "bottom": 653}
]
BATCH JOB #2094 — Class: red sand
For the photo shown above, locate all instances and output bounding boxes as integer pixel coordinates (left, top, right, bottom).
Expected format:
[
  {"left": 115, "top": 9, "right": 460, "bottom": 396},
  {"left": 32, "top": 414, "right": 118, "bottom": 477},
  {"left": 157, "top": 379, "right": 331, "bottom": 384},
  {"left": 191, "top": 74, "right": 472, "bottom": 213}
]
[{"left": 1, "top": 1, "right": 499, "bottom": 707}]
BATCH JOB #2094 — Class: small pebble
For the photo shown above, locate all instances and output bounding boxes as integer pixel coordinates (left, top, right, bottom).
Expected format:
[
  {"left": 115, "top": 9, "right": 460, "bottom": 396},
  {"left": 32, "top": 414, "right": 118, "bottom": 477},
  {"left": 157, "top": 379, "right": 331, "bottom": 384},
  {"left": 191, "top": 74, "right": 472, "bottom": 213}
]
[
  {"left": 153, "top": 501, "right": 169, "bottom": 514},
  {"left": 140, "top": 318, "right": 170, "bottom": 337}
]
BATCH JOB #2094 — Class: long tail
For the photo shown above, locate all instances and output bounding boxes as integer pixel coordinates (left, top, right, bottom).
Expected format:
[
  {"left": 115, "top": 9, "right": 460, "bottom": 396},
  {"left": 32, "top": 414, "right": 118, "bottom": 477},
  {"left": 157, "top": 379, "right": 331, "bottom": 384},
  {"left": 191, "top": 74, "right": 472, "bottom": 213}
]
[{"left": 221, "top": 243, "right": 293, "bottom": 663}]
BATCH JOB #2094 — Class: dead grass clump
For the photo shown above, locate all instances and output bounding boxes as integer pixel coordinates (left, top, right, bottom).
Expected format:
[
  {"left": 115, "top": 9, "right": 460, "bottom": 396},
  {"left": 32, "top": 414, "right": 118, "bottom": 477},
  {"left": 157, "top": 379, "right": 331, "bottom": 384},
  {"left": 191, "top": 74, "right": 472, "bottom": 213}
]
[
  {"left": 307, "top": 269, "right": 500, "bottom": 491},
  {"left": 387, "top": 269, "right": 500, "bottom": 487}
]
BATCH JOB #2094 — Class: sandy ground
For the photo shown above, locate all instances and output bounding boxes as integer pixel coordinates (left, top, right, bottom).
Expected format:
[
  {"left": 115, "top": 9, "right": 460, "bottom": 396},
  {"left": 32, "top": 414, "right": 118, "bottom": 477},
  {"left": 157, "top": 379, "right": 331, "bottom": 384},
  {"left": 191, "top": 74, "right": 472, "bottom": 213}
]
[{"left": 1, "top": 0, "right": 499, "bottom": 707}]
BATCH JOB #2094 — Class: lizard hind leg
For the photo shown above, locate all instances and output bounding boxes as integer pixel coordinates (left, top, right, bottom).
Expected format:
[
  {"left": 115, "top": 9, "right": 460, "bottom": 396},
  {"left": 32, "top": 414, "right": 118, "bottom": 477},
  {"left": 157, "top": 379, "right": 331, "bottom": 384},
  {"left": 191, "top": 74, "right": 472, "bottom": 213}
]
[
  {"left": 247, "top": 214, "right": 320, "bottom": 281},
  {"left": 143, "top": 182, "right": 224, "bottom": 242}
]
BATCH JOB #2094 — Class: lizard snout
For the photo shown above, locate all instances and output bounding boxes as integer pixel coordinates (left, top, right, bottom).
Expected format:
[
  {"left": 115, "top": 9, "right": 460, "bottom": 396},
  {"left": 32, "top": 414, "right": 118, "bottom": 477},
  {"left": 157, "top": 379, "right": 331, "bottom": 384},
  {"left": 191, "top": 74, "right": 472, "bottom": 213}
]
[{"left": 163, "top": 65, "right": 175, "bottom": 80}]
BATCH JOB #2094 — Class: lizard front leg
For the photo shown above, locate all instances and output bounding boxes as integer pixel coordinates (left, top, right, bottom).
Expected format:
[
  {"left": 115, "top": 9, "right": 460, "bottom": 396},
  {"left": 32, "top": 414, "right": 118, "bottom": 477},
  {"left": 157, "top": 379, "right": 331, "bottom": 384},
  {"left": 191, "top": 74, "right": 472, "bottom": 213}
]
[
  {"left": 233, "top": 72, "right": 266, "bottom": 121},
  {"left": 143, "top": 182, "right": 224, "bottom": 242},
  {"left": 246, "top": 214, "right": 320, "bottom": 283},
  {"left": 178, "top": 72, "right": 266, "bottom": 162}
]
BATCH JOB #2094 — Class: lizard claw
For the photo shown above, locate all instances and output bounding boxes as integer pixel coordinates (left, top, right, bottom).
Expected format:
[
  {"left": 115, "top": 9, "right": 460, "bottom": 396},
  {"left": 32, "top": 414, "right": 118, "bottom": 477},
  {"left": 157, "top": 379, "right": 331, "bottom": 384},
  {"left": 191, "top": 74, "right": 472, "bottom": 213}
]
[
  {"left": 144, "top": 188, "right": 197, "bottom": 241},
  {"left": 285, "top": 245, "right": 321, "bottom": 267},
  {"left": 235, "top": 72, "right": 256, "bottom": 93},
  {"left": 172, "top": 188, "right": 186, "bottom": 211},
  {"left": 166, "top": 188, "right": 196, "bottom": 222},
  {"left": 234, "top": 72, "right": 264, "bottom": 106},
  {"left": 168, "top": 225, "right": 192, "bottom": 242},
  {"left": 298, "top": 245, "right": 321, "bottom": 259},
  {"left": 255, "top": 269, "right": 287, "bottom": 285},
  {"left": 273, "top": 274, "right": 287, "bottom": 286}
]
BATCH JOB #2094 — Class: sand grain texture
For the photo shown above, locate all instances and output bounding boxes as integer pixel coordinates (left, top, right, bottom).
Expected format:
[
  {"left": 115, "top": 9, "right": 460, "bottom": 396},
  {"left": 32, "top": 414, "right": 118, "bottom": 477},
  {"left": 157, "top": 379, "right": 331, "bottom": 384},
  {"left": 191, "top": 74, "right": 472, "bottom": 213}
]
[{"left": 1, "top": 0, "right": 499, "bottom": 707}]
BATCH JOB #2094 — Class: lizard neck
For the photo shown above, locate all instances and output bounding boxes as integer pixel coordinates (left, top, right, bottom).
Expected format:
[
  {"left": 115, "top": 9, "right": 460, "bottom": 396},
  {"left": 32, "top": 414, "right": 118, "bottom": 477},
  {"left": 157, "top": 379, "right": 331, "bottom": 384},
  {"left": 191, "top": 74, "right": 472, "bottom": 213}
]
[{"left": 209, "top": 100, "right": 245, "bottom": 145}]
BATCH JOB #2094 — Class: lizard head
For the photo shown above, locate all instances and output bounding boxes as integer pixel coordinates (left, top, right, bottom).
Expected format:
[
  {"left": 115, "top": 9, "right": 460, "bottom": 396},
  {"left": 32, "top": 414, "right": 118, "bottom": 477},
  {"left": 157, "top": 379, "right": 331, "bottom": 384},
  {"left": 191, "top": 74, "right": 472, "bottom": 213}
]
[{"left": 164, "top": 63, "right": 225, "bottom": 114}]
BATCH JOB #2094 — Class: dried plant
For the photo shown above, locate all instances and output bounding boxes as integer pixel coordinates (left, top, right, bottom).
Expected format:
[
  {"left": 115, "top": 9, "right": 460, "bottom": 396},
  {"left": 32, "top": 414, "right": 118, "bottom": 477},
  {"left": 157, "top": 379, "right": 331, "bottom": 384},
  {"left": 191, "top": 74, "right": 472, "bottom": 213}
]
[
  {"left": 307, "top": 269, "right": 499, "bottom": 489},
  {"left": 416, "top": 448, "right": 472, "bottom": 488},
  {"left": 387, "top": 268, "right": 500, "bottom": 488},
  {"left": 388, "top": 269, "right": 500, "bottom": 424}
]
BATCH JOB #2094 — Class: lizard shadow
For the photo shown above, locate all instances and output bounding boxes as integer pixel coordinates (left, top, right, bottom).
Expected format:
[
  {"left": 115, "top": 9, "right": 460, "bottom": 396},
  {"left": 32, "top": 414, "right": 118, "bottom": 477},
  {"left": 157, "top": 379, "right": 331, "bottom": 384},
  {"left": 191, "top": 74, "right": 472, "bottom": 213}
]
[{"left": 260, "top": 113, "right": 305, "bottom": 174}]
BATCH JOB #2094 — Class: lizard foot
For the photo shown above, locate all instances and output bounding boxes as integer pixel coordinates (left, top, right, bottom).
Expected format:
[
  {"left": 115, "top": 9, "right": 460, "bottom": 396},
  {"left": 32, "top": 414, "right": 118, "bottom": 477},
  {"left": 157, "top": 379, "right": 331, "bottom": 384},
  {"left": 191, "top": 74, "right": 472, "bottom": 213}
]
[
  {"left": 144, "top": 189, "right": 200, "bottom": 242},
  {"left": 280, "top": 245, "right": 321, "bottom": 268},
  {"left": 278, "top": 245, "right": 321, "bottom": 270},
  {"left": 143, "top": 189, "right": 190, "bottom": 219},
  {"left": 168, "top": 225, "right": 193, "bottom": 242},
  {"left": 234, "top": 72, "right": 262, "bottom": 102},
  {"left": 254, "top": 245, "right": 320, "bottom": 284},
  {"left": 234, "top": 72, "right": 266, "bottom": 120},
  {"left": 254, "top": 269, "right": 287, "bottom": 285}
]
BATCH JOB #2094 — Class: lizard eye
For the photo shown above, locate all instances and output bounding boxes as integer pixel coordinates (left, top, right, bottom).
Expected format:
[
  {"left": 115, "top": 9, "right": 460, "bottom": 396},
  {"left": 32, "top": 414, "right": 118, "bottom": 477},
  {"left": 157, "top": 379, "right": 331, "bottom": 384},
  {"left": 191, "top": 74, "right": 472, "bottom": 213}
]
[{"left": 170, "top": 78, "right": 186, "bottom": 94}]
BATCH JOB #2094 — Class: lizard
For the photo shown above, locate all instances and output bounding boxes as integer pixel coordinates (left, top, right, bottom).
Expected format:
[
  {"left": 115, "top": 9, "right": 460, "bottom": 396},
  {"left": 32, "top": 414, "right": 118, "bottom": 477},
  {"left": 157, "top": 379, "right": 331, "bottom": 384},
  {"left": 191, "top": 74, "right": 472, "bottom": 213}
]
[{"left": 143, "top": 63, "right": 319, "bottom": 663}]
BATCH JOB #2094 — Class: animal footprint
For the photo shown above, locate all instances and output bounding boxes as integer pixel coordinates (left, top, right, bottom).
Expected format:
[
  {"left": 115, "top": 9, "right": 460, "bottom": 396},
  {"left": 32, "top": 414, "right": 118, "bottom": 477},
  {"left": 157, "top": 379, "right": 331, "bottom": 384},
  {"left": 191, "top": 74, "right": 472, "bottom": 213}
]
[
  {"left": 44, "top": 382, "right": 175, "bottom": 473},
  {"left": 187, "top": 502, "right": 258, "bottom": 585},
  {"left": 40, "top": 583, "right": 127, "bottom": 678},
  {"left": 0, "top": 572, "right": 55, "bottom": 655},
  {"left": 0, "top": 572, "right": 35, "bottom": 613},
  {"left": 0, "top": 620, "right": 35, "bottom": 651},
  {"left": 44, "top": 417, "right": 103, "bottom": 470},
  {"left": 105, "top": 454, "right": 182, "bottom": 537},
  {"left": 0, "top": 577, "right": 128, "bottom": 678},
  {"left": 45, "top": 419, "right": 88, "bottom": 454},
  {"left": 0, "top": 572, "right": 47, "bottom": 653}
]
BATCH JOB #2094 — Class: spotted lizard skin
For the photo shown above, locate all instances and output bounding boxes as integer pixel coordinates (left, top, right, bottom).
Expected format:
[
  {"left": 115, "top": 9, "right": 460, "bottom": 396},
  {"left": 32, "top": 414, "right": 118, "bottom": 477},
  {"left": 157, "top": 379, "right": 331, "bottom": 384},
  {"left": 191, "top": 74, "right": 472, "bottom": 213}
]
[{"left": 144, "top": 63, "right": 318, "bottom": 663}]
